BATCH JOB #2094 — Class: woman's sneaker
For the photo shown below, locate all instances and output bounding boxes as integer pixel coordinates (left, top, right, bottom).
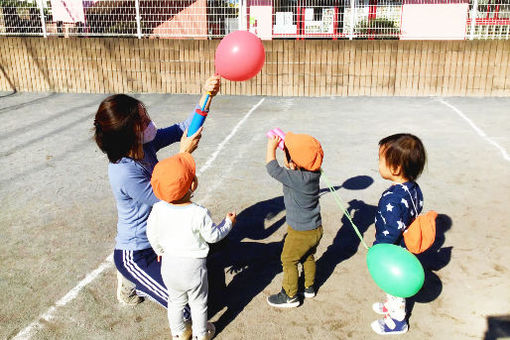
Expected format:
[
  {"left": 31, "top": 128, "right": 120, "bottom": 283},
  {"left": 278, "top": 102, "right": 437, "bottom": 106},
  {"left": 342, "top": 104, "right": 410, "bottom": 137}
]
[
  {"left": 304, "top": 286, "right": 316, "bottom": 299},
  {"left": 372, "top": 302, "right": 388, "bottom": 315},
  {"left": 194, "top": 322, "right": 216, "bottom": 340},
  {"left": 267, "top": 288, "right": 300, "bottom": 308},
  {"left": 116, "top": 271, "right": 143, "bottom": 306},
  {"left": 371, "top": 315, "right": 409, "bottom": 335}
]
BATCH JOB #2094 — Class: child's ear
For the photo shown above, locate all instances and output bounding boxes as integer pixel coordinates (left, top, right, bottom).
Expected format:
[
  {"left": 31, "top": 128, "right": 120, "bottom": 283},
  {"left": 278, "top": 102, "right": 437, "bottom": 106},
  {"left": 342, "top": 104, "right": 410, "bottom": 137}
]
[
  {"left": 190, "top": 176, "right": 198, "bottom": 192},
  {"left": 391, "top": 165, "right": 402, "bottom": 176}
]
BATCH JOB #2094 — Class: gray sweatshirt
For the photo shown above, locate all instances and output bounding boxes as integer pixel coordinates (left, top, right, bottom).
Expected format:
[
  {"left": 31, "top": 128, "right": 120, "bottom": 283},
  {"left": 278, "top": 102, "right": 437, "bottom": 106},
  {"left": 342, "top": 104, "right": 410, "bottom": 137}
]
[{"left": 266, "top": 160, "right": 322, "bottom": 231}]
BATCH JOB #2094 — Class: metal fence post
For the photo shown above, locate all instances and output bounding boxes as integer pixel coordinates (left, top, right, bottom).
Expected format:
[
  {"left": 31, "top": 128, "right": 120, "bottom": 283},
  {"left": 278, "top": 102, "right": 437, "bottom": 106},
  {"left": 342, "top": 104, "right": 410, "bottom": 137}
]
[
  {"left": 37, "top": 0, "right": 47, "bottom": 38},
  {"left": 470, "top": 0, "right": 478, "bottom": 40},
  {"left": 349, "top": 0, "right": 355, "bottom": 40},
  {"left": 238, "top": 0, "right": 242, "bottom": 30},
  {"left": 239, "top": 0, "right": 246, "bottom": 31},
  {"left": 135, "top": 0, "right": 142, "bottom": 39}
]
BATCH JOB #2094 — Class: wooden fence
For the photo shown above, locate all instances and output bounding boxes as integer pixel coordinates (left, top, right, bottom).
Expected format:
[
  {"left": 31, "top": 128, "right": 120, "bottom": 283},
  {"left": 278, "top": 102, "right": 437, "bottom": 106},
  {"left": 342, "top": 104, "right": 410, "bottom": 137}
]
[{"left": 1, "top": 38, "right": 509, "bottom": 96}]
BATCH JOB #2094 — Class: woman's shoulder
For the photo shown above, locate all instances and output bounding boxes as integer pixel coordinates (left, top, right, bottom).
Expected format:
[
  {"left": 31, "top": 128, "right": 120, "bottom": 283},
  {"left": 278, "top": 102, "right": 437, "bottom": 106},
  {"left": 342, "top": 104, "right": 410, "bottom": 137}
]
[
  {"left": 108, "top": 158, "right": 146, "bottom": 185},
  {"left": 108, "top": 158, "right": 141, "bottom": 175}
]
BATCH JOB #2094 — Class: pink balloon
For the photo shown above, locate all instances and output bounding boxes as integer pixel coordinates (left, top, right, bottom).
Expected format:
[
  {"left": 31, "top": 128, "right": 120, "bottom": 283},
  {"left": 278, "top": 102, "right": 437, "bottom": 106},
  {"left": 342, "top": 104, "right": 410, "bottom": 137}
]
[{"left": 215, "top": 31, "right": 265, "bottom": 81}]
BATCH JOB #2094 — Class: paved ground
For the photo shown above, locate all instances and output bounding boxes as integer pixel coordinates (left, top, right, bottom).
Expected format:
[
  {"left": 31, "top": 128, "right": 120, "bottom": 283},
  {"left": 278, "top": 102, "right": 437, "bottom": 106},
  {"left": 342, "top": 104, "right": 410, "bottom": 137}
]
[{"left": 1, "top": 92, "right": 509, "bottom": 340}]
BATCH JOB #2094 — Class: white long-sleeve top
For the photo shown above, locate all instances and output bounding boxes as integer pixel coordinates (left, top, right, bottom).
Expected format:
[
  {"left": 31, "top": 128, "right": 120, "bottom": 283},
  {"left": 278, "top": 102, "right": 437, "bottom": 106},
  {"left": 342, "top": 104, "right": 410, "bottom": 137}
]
[{"left": 147, "top": 201, "right": 233, "bottom": 258}]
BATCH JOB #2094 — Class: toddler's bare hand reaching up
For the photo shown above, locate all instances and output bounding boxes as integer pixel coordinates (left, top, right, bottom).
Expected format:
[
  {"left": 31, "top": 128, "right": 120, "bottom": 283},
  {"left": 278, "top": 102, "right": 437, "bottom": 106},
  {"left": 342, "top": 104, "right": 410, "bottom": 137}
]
[{"left": 227, "top": 211, "right": 237, "bottom": 225}]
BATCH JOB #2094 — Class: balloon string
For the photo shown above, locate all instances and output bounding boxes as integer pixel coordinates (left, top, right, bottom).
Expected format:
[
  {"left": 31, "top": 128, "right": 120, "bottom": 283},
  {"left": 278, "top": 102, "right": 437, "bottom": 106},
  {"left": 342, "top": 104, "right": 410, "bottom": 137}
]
[{"left": 321, "top": 170, "right": 370, "bottom": 250}]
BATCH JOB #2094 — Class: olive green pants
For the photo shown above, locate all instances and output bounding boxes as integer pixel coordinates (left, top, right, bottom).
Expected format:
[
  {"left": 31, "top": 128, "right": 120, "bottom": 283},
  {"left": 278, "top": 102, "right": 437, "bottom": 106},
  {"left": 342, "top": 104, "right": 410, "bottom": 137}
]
[{"left": 281, "top": 225, "right": 323, "bottom": 298}]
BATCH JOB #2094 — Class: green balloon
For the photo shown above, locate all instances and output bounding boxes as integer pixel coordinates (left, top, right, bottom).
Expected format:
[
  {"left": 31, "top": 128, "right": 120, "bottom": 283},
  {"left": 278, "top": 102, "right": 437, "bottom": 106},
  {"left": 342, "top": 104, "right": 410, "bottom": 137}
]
[{"left": 367, "top": 244, "right": 425, "bottom": 298}]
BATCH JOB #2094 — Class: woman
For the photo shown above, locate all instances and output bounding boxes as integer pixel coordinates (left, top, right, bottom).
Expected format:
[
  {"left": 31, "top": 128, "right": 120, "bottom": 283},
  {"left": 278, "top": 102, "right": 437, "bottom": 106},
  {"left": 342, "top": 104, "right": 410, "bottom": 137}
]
[{"left": 93, "top": 75, "right": 220, "bottom": 308}]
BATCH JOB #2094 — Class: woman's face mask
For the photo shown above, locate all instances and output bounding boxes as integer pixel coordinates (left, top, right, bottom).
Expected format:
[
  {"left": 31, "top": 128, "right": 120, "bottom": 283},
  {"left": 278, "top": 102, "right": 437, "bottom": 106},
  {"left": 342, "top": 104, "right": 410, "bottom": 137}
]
[{"left": 142, "top": 121, "right": 157, "bottom": 144}]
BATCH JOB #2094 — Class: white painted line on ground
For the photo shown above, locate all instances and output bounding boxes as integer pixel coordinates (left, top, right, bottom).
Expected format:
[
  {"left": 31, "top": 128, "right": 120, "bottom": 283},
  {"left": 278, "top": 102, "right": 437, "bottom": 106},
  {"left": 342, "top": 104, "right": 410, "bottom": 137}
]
[
  {"left": 13, "top": 254, "right": 114, "bottom": 340},
  {"left": 439, "top": 98, "right": 510, "bottom": 162},
  {"left": 198, "top": 98, "right": 265, "bottom": 175},
  {"left": 13, "top": 98, "right": 265, "bottom": 340}
]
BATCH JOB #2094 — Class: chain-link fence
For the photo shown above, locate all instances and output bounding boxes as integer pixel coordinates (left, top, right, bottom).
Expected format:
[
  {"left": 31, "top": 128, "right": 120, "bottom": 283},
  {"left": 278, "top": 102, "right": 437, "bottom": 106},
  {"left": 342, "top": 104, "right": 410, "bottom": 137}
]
[{"left": 0, "top": 0, "right": 508, "bottom": 39}]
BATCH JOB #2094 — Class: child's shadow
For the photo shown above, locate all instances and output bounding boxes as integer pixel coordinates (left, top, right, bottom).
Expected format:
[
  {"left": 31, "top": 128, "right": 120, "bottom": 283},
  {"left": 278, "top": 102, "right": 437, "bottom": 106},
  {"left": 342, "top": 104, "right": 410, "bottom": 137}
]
[
  {"left": 407, "top": 214, "right": 453, "bottom": 316},
  {"left": 206, "top": 195, "right": 286, "bottom": 334},
  {"left": 208, "top": 183, "right": 350, "bottom": 335},
  {"left": 314, "top": 175, "right": 375, "bottom": 291},
  {"left": 315, "top": 198, "right": 377, "bottom": 291}
]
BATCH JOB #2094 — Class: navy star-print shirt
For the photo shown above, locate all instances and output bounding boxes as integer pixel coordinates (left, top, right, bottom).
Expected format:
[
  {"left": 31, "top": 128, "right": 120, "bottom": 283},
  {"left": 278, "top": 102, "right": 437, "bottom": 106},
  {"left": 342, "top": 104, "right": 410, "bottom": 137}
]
[{"left": 373, "top": 182, "right": 423, "bottom": 247}]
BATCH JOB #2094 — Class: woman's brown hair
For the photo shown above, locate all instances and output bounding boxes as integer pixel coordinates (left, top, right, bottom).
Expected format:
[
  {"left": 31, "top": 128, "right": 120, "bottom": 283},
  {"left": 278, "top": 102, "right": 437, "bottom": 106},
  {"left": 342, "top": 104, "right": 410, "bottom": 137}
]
[
  {"left": 93, "top": 94, "right": 146, "bottom": 163},
  {"left": 379, "top": 133, "right": 427, "bottom": 182}
]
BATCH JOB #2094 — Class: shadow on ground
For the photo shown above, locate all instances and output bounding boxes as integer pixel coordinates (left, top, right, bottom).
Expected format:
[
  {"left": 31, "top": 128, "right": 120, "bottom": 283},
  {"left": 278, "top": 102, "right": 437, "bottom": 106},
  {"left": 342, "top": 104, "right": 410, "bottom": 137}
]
[
  {"left": 208, "top": 175, "right": 374, "bottom": 335},
  {"left": 407, "top": 213, "right": 453, "bottom": 316},
  {"left": 484, "top": 315, "right": 510, "bottom": 340}
]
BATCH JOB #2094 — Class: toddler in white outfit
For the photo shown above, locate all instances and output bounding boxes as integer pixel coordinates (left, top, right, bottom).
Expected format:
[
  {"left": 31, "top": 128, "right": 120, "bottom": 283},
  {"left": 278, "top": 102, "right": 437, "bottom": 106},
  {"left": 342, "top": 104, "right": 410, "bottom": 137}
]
[{"left": 147, "top": 152, "right": 236, "bottom": 340}]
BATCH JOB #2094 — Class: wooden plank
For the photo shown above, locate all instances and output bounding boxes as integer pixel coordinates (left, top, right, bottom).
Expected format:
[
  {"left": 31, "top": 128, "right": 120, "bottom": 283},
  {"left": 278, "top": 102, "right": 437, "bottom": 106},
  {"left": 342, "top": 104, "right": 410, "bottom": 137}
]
[
  {"left": 19, "top": 39, "right": 29, "bottom": 92},
  {"left": 359, "top": 41, "right": 366, "bottom": 96},
  {"left": 400, "top": 41, "right": 409, "bottom": 96},
  {"left": 456, "top": 41, "right": 468, "bottom": 96},
  {"left": 393, "top": 41, "right": 402, "bottom": 96},
  {"left": 380, "top": 41, "right": 389, "bottom": 96},
  {"left": 449, "top": 41, "right": 460, "bottom": 96},
  {"left": 277, "top": 39, "right": 284, "bottom": 97},
  {"left": 303, "top": 41, "right": 310, "bottom": 97},
  {"left": 498, "top": 41, "right": 510, "bottom": 96},
  {"left": 314, "top": 40, "right": 320, "bottom": 97},
  {"left": 439, "top": 41, "right": 450, "bottom": 96},
  {"left": 387, "top": 41, "right": 396, "bottom": 96},
  {"left": 378, "top": 41, "right": 387, "bottom": 96},
  {"left": 464, "top": 40, "right": 475, "bottom": 96},
  {"left": 298, "top": 40, "right": 305, "bottom": 97},
  {"left": 330, "top": 41, "right": 339, "bottom": 96},
  {"left": 368, "top": 41, "right": 374, "bottom": 96},
  {"left": 485, "top": 40, "right": 497, "bottom": 96},
  {"left": 428, "top": 41, "right": 438, "bottom": 96},
  {"left": 490, "top": 40, "right": 503, "bottom": 96},
  {"left": 320, "top": 40, "right": 328, "bottom": 96},
  {"left": 339, "top": 40, "right": 348, "bottom": 96},
  {"left": 346, "top": 41, "right": 355, "bottom": 96},
  {"left": 376, "top": 41, "right": 386, "bottom": 96},
  {"left": 474, "top": 40, "right": 485, "bottom": 96},
  {"left": 24, "top": 39, "right": 34, "bottom": 92},
  {"left": 504, "top": 42, "right": 510, "bottom": 95},
  {"left": 408, "top": 41, "right": 418, "bottom": 96},
  {"left": 425, "top": 41, "right": 435, "bottom": 96},
  {"left": 415, "top": 40, "right": 425, "bottom": 95}
]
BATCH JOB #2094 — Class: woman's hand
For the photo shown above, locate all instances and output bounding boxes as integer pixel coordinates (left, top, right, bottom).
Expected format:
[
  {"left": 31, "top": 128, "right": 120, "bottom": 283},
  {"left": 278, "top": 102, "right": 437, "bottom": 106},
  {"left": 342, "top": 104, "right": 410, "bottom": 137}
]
[
  {"left": 180, "top": 127, "right": 203, "bottom": 154},
  {"left": 203, "top": 74, "right": 221, "bottom": 97}
]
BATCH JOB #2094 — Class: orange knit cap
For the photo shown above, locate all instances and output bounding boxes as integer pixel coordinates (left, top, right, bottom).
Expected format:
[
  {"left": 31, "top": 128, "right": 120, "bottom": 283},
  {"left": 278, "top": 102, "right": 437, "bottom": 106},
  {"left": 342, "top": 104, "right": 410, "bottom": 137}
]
[
  {"left": 284, "top": 132, "right": 324, "bottom": 172},
  {"left": 151, "top": 153, "right": 196, "bottom": 203}
]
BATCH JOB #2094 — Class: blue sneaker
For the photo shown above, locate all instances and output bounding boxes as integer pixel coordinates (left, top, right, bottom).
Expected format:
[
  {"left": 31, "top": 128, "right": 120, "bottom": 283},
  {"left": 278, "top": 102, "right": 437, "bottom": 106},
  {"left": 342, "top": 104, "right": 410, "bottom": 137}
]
[{"left": 371, "top": 315, "right": 409, "bottom": 335}]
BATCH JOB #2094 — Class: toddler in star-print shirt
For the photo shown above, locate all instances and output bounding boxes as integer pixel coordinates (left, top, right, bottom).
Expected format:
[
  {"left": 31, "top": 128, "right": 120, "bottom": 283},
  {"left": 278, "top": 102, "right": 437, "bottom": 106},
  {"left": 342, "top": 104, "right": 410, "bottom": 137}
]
[{"left": 370, "top": 133, "right": 427, "bottom": 336}]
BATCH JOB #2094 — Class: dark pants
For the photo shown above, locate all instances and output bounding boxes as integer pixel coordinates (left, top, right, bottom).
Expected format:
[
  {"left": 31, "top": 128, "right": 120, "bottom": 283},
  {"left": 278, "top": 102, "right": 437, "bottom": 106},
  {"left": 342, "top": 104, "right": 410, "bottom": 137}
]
[{"left": 114, "top": 248, "right": 168, "bottom": 307}]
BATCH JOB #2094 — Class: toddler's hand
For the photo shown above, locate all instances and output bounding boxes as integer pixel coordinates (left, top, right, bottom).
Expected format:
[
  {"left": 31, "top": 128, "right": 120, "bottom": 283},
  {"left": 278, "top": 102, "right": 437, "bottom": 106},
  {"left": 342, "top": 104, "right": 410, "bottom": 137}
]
[
  {"left": 267, "top": 135, "right": 280, "bottom": 151},
  {"left": 203, "top": 74, "right": 221, "bottom": 97},
  {"left": 226, "top": 211, "right": 237, "bottom": 225}
]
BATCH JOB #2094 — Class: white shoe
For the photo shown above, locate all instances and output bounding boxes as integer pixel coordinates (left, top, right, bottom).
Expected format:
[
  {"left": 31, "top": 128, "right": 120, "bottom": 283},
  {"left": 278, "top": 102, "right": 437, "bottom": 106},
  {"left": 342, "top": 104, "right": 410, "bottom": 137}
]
[
  {"left": 172, "top": 320, "right": 192, "bottom": 340},
  {"left": 194, "top": 322, "right": 216, "bottom": 340}
]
